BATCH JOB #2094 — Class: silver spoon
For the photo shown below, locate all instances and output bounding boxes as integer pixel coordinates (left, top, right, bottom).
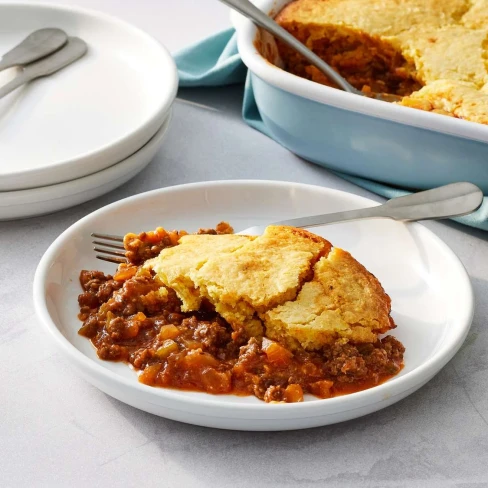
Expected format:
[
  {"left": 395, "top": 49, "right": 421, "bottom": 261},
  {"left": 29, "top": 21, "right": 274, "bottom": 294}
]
[
  {"left": 0, "top": 28, "right": 68, "bottom": 72},
  {"left": 220, "top": 0, "right": 402, "bottom": 102},
  {"left": 242, "top": 182, "right": 484, "bottom": 235},
  {"left": 0, "top": 37, "right": 87, "bottom": 100}
]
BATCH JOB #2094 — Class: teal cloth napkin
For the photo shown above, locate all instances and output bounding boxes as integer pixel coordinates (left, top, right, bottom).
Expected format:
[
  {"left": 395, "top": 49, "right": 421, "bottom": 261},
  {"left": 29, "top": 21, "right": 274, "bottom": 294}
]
[{"left": 174, "top": 28, "right": 488, "bottom": 231}]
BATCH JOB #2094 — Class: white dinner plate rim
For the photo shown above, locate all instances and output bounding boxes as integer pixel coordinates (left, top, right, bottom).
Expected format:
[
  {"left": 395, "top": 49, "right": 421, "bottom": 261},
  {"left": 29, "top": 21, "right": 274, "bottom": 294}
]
[
  {"left": 0, "top": 2, "right": 178, "bottom": 188},
  {"left": 33, "top": 180, "right": 474, "bottom": 416},
  {"left": 0, "top": 110, "right": 172, "bottom": 206}
]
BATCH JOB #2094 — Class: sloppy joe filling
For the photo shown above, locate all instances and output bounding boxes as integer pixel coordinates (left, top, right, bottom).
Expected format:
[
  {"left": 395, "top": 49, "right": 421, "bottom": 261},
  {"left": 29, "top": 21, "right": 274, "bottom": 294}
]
[{"left": 273, "top": 25, "right": 423, "bottom": 96}]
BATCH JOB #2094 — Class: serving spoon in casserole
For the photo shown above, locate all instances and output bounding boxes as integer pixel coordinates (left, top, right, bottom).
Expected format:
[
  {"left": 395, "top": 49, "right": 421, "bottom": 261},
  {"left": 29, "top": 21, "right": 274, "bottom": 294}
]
[
  {"left": 219, "top": 0, "right": 403, "bottom": 103},
  {"left": 92, "top": 182, "right": 483, "bottom": 263}
]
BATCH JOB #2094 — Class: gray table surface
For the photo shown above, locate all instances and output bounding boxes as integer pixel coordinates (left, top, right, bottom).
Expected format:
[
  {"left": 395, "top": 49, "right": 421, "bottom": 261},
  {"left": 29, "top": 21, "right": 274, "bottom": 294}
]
[{"left": 1, "top": 1, "right": 488, "bottom": 487}]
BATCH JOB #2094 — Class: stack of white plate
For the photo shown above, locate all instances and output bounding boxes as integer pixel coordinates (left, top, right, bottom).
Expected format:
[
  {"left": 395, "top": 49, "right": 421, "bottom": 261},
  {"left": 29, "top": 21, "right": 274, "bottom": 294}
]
[{"left": 0, "top": 3, "right": 178, "bottom": 220}]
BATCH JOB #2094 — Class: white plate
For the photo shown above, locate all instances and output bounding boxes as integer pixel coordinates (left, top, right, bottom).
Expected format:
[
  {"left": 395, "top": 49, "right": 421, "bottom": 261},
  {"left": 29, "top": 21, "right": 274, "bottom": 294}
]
[
  {"left": 0, "top": 2, "right": 177, "bottom": 191},
  {"left": 0, "top": 111, "right": 171, "bottom": 220},
  {"left": 33, "top": 181, "right": 474, "bottom": 431}
]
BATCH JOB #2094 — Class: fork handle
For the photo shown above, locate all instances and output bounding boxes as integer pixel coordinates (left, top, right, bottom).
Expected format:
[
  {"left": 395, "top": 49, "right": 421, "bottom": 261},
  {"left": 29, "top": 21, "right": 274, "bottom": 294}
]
[
  {"left": 271, "top": 182, "right": 483, "bottom": 229},
  {"left": 272, "top": 206, "right": 388, "bottom": 229}
]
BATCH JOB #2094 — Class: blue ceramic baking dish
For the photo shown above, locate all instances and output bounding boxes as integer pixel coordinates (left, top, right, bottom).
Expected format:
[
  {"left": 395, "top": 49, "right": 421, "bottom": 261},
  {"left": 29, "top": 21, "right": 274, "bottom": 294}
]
[{"left": 232, "top": 0, "right": 488, "bottom": 192}]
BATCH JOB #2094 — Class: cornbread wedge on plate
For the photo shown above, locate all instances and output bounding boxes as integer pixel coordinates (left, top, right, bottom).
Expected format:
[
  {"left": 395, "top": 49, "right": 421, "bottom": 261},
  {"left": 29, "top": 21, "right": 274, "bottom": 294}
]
[
  {"left": 264, "top": 247, "right": 394, "bottom": 350},
  {"left": 146, "top": 225, "right": 394, "bottom": 349}
]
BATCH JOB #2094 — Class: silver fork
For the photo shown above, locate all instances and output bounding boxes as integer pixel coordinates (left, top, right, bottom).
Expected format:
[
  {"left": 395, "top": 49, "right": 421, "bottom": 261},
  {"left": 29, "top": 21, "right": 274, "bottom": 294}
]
[{"left": 92, "top": 182, "right": 483, "bottom": 264}]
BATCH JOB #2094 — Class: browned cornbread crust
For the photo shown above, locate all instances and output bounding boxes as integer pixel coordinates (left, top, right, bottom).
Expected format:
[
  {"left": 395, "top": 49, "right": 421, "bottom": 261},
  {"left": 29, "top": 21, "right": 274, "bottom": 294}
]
[
  {"left": 264, "top": 247, "right": 394, "bottom": 350},
  {"left": 147, "top": 225, "right": 394, "bottom": 350}
]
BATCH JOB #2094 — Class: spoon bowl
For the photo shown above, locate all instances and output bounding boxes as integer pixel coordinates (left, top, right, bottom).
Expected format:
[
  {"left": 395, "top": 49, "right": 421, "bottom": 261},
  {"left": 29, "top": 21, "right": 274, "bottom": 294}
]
[{"left": 0, "top": 28, "right": 68, "bottom": 71}]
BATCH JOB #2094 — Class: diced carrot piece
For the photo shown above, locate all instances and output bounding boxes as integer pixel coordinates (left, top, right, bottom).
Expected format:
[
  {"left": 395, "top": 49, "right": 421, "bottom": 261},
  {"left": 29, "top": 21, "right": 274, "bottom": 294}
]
[
  {"left": 123, "top": 322, "right": 140, "bottom": 339},
  {"left": 284, "top": 384, "right": 304, "bottom": 403},
  {"left": 262, "top": 338, "right": 293, "bottom": 365},
  {"left": 120, "top": 311, "right": 146, "bottom": 339},
  {"left": 182, "top": 350, "right": 220, "bottom": 368},
  {"left": 309, "top": 380, "right": 334, "bottom": 399},
  {"left": 201, "top": 368, "right": 232, "bottom": 394},
  {"left": 159, "top": 324, "right": 180, "bottom": 340},
  {"left": 139, "top": 363, "right": 162, "bottom": 384},
  {"left": 113, "top": 265, "right": 137, "bottom": 281}
]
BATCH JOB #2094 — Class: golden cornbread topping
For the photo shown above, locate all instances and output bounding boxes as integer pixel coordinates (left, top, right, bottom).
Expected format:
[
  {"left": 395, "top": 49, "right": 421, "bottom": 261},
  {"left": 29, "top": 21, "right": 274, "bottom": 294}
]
[
  {"left": 271, "top": 0, "right": 488, "bottom": 123},
  {"left": 147, "top": 226, "right": 393, "bottom": 350},
  {"left": 77, "top": 224, "right": 404, "bottom": 403}
]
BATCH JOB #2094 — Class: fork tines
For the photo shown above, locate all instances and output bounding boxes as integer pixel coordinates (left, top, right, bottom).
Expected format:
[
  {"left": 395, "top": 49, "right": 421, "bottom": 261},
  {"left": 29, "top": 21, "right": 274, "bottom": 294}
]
[{"left": 91, "top": 232, "right": 127, "bottom": 264}]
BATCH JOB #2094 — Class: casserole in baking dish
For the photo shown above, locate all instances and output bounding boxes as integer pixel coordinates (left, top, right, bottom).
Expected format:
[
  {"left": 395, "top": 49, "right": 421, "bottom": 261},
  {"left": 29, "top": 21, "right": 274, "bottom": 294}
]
[{"left": 232, "top": 0, "right": 488, "bottom": 192}]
